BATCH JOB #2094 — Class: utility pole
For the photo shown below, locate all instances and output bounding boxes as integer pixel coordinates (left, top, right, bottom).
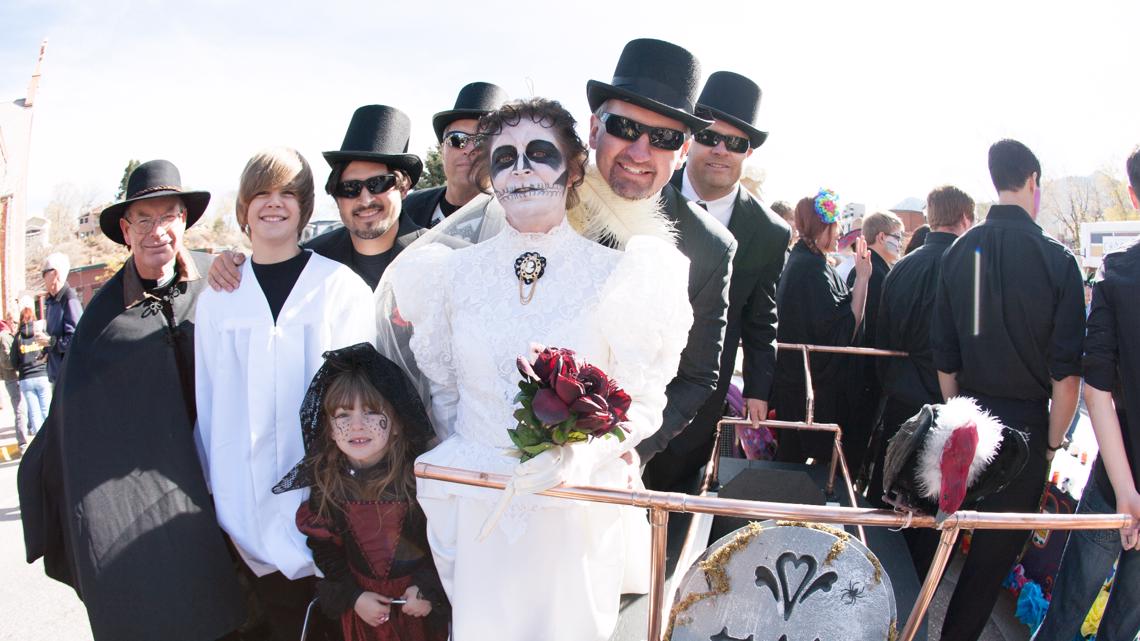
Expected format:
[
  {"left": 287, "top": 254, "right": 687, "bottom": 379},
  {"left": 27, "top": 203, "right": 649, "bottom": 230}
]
[{"left": 0, "top": 39, "right": 47, "bottom": 319}]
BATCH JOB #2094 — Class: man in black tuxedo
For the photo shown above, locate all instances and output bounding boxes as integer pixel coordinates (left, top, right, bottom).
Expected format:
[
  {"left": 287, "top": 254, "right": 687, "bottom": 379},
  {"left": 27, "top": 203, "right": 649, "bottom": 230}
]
[
  {"left": 404, "top": 82, "right": 507, "bottom": 229},
  {"left": 642, "top": 71, "right": 790, "bottom": 491}
]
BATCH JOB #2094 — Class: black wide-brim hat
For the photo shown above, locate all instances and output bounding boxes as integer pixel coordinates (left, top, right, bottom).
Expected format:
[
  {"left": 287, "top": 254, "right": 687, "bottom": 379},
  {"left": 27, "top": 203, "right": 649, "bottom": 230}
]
[
  {"left": 323, "top": 105, "right": 423, "bottom": 187},
  {"left": 432, "top": 81, "right": 508, "bottom": 142},
  {"left": 696, "top": 70, "right": 769, "bottom": 148},
  {"left": 99, "top": 159, "right": 210, "bottom": 245},
  {"left": 587, "top": 38, "right": 712, "bottom": 133}
]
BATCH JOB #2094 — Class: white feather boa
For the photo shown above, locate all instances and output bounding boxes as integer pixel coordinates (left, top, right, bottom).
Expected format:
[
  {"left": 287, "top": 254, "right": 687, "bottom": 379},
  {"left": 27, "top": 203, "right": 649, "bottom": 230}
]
[
  {"left": 915, "top": 396, "right": 1005, "bottom": 500},
  {"left": 566, "top": 164, "right": 678, "bottom": 249}
]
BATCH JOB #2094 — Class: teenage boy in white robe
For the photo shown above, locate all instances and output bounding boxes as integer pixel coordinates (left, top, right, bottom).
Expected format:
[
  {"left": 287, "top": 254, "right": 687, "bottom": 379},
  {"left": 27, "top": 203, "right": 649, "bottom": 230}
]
[{"left": 195, "top": 147, "right": 375, "bottom": 641}]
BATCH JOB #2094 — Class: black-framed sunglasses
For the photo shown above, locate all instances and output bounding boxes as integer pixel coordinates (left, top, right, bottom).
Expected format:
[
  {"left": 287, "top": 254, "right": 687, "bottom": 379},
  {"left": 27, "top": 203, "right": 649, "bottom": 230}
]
[
  {"left": 334, "top": 174, "right": 398, "bottom": 199},
  {"left": 599, "top": 113, "right": 686, "bottom": 151},
  {"left": 693, "top": 129, "right": 750, "bottom": 153},
  {"left": 443, "top": 131, "right": 483, "bottom": 150}
]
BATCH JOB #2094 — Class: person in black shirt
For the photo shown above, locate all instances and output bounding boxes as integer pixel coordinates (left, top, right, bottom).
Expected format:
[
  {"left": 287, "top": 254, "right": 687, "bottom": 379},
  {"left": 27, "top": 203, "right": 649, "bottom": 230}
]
[
  {"left": 404, "top": 82, "right": 508, "bottom": 229},
  {"left": 210, "top": 105, "right": 426, "bottom": 292},
  {"left": 1033, "top": 148, "right": 1140, "bottom": 641},
  {"left": 844, "top": 210, "right": 903, "bottom": 474},
  {"left": 867, "top": 186, "right": 975, "bottom": 507},
  {"left": 931, "top": 139, "right": 1085, "bottom": 641},
  {"left": 772, "top": 192, "right": 872, "bottom": 463}
]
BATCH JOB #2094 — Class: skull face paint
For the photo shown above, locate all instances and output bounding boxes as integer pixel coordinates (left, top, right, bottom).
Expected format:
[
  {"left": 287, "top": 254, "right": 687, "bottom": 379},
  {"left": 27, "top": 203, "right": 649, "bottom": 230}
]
[
  {"left": 329, "top": 399, "right": 392, "bottom": 468},
  {"left": 489, "top": 119, "right": 568, "bottom": 220}
]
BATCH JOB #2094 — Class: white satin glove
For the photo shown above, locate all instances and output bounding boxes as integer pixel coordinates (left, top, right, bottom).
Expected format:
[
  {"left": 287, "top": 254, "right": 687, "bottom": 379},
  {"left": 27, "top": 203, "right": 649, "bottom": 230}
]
[{"left": 513, "top": 447, "right": 575, "bottom": 495}]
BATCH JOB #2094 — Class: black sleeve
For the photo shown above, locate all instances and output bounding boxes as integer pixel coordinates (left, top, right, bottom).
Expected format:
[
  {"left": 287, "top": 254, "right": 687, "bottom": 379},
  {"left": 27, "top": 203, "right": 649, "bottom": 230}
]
[
  {"left": 1082, "top": 278, "right": 1116, "bottom": 392},
  {"left": 931, "top": 266, "right": 961, "bottom": 374},
  {"left": 1048, "top": 253, "right": 1086, "bottom": 381},
  {"left": 308, "top": 536, "right": 365, "bottom": 619},
  {"left": 741, "top": 229, "right": 789, "bottom": 400},
  {"left": 405, "top": 505, "right": 450, "bottom": 614},
  {"left": 636, "top": 238, "right": 735, "bottom": 459},
  {"left": 806, "top": 269, "right": 855, "bottom": 348}
]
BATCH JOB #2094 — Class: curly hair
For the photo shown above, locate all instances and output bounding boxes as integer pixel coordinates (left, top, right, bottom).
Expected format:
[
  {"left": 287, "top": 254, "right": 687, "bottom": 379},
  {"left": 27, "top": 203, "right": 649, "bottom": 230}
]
[{"left": 469, "top": 97, "right": 588, "bottom": 210}]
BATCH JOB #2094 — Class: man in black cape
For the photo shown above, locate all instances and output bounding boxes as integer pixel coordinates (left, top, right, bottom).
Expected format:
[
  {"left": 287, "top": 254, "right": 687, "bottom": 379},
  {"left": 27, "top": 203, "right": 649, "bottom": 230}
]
[{"left": 18, "top": 160, "right": 246, "bottom": 641}]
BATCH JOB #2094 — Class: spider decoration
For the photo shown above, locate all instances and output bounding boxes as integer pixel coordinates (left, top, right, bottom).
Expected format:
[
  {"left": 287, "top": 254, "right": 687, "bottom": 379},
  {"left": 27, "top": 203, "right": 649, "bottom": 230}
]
[{"left": 840, "top": 580, "right": 866, "bottom": 606}]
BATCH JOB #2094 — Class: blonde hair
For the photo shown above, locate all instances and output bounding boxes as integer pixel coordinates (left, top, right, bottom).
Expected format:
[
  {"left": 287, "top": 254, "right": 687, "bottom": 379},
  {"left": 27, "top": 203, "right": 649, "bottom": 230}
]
[
  {"left": 236, "top": 147, "right": 315, "bottom": 237},
  {"left": 862, "top": 211, "right": 903, "bottom": 244}
]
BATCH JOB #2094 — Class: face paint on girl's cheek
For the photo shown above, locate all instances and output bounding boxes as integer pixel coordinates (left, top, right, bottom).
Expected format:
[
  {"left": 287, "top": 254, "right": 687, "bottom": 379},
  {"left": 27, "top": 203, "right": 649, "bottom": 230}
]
[{"left": 331, "top": 410, "right": 390, "bottom": 443}]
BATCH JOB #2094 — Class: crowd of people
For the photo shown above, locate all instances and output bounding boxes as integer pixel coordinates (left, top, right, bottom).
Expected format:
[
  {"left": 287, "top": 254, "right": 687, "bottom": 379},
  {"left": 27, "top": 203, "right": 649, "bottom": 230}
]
[{"left": 11, "top": 36, "right": 1140, "bottom": 641}]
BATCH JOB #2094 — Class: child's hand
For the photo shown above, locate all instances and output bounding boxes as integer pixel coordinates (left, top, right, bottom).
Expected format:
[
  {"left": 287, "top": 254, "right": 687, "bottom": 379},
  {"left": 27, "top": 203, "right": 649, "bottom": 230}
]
[
  {"left": 400, "top": 585, "right": 433, "bottom": 618},
  {"left": 354, "top": 591, "right": 392, "bottom": 627}
]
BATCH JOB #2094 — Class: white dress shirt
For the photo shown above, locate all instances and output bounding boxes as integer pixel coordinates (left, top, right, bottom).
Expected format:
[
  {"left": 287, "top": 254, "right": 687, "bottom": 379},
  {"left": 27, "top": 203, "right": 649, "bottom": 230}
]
[{"left": 681, "top": 167, "right": 739, "bottom": 229}]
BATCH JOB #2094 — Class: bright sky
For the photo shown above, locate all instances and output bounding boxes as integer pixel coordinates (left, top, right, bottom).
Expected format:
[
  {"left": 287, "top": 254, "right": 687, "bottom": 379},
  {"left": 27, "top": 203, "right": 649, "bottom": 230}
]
[{"left": 3, "top": 0, "right": 1139, "bottom": 222}]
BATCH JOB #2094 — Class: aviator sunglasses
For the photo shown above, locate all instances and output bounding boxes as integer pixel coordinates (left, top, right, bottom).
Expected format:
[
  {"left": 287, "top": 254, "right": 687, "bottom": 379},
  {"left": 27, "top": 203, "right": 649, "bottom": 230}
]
[
  {"left": 443, "top": 131, "right": 483, "bottom": 150},
  {"left": 334, "top": 174, "right": 398, "bottom": 199},
  {"left": 693, "top": 129, "right": 750, "bottom": 154},
  {"left": 599, "top": 113, "right": 686, "bottom": 151}
]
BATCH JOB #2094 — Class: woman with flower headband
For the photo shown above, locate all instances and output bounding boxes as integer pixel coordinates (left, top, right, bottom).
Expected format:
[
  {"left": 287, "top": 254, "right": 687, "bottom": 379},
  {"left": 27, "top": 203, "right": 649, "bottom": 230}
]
[{"left": 771, "top": 190, "right": 873, "bottom": 464}]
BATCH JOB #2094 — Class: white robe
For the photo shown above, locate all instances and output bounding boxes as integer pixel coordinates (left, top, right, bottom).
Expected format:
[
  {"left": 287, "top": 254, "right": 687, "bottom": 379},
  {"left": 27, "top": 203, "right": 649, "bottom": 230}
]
[
  {"left": 194, "top": 251, "right": 375, "bottom": 579},
  {"left": 388, "top": 220, "right": 693, "bottom": 641}
]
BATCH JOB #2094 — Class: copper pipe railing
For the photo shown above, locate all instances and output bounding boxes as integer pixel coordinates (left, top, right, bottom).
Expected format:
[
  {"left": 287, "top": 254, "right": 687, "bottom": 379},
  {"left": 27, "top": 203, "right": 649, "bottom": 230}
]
[
  {"left": 416, "top": 462, "right": 1133, "bottom": 641},
  {"left": 715, "top": 418, "right": 865, "bottom": 542}
]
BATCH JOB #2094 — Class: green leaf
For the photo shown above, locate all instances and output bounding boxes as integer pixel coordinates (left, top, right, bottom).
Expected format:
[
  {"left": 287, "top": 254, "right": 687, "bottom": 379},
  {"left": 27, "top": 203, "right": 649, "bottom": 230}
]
[
  {"left": 612, "top": 429, "right": 627, "bottom": 443},
  {"left": 523, "top": 442, "right": 555, "bottom": 456}
]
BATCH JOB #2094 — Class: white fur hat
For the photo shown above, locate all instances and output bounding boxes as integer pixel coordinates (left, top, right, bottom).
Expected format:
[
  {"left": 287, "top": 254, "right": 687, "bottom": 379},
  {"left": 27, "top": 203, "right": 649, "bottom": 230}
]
[{"left": 43, "top": 252, "right": 71, "bottom": 276}]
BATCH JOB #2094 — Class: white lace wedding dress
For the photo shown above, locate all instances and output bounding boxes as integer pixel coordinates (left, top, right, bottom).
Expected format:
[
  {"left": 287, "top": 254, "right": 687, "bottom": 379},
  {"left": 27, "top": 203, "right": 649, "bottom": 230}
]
[{"left": 388, "top": 218, "right": 692, "bottom": 641}]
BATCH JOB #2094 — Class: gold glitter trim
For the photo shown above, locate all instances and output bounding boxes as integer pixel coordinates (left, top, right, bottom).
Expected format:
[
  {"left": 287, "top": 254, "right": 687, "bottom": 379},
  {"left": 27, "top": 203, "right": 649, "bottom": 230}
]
[
  {"left": 664, "top": 521, "right": 765, "bottom": 641},
  {"left": 866, "top": 550, "right": 884, "bottom": 585},
  {"left": 889, "top": 618, "right": 899, "bottom": 641}
]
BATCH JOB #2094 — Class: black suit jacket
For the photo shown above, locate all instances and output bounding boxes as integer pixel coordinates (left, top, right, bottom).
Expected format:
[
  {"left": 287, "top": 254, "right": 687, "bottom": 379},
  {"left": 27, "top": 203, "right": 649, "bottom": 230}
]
[
  {"left": 403, "top": 186, "right": 447, "bottom": 229},
  {"left": 661, "top": 170, "right": 791, "bottom": 454},
  {"left": 635, "top": 183, "right": 737, "bottom": 460},
  {"left": 302, "top": 215, "right": 425, "bottom": 288}
]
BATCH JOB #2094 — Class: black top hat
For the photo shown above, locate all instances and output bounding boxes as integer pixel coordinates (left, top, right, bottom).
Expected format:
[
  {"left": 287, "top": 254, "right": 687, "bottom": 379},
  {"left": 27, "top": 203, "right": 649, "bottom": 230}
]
[
  {"left": 99, "top": 159, "right": 210, "bottom": 245},
  {"left": 323, "top": 105, "right": 423, "bottom": 187},
  {"left": 696, "top": 71, "right": 769, "bottom": 148},
  {"left": 587, "top": 38, "right": 712, "bottom": 133},
  {"left": 432, "top": 82, "right": 508, "bottom": 142}
]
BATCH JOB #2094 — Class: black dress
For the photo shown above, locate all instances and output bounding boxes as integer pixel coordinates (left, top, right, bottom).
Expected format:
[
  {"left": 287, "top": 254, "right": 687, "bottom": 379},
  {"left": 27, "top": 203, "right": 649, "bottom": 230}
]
[{"left": 772, "top": 240, "right": 860, "bottom": 462}]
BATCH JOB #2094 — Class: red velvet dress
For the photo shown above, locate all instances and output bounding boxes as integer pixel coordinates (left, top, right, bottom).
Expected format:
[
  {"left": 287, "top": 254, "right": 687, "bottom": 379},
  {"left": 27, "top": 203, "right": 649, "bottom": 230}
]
[{"left": 297, "top": 494, "right": 448, "bottom": 641}]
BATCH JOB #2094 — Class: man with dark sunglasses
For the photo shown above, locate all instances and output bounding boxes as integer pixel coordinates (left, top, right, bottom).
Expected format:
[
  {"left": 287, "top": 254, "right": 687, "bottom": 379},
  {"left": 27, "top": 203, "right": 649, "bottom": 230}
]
[
  {"left": 405, "top": 82, "right": 507, "bottom": 229},
  {"left": 209, "top": 105, "right": 425, "bottom": 292},
  {"left": 580, "top": 40, "right": 737, "bottom": 483},
  {"left": 644, "top": 71, "right": 791, "bottom": 492}
]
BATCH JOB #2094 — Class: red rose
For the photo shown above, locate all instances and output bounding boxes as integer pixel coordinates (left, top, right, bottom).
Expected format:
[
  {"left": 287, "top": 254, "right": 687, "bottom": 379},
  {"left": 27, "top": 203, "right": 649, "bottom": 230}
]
[
  {"left": 606, "top": 386, "right": 631, "bottom": 423},
  {"left": 532, "top": 388, "right": 571, "bottom": 424},
  {"left": 570, "top": 394, "right": 613, "bottom": 434},
  {"left": 517, "top": 356, "right": 540, "bottom": 383},
  {"left": 532, "top": 347, "right": 580, "bottom": 387},
  {"left": 554, "top": 373, "right": 586, "bottom": 405},
  {"left": 577, "top": 364, "right": 612, "bottom": 397}
]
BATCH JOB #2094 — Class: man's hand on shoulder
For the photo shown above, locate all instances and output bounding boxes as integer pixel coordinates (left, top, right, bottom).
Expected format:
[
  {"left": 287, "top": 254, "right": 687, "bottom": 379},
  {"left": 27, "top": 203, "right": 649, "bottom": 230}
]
[{"left": 207, "top": 250, "right": 246, "bottom": 292}]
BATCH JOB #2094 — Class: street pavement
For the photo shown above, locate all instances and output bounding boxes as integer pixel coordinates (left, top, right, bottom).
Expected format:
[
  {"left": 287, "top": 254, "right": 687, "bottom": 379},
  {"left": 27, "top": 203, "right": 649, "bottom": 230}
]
[{"left": 0, "top": 415, "right": 93, "bottom": 640}]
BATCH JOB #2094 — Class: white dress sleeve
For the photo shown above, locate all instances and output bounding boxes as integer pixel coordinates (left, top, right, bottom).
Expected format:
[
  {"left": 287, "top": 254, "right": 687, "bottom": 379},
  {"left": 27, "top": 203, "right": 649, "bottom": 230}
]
[
  {"left": 387, "top": 245, "right": 459, "bottom": 438},
  {"left": 192, "top": 289, "right": 219, "bottom": 488},
  {"left": 577, "top": 235, "right": 694, "bottom": 466}
]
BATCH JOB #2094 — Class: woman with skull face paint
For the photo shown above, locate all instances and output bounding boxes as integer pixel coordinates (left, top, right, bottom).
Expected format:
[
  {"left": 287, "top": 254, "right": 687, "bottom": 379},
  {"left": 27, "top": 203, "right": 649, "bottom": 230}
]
[
  {"left": 273, "top": 343, "right": 448, "bottom": 641},
  {"left": 380, "top": 98, "right": 693, "bottom": 640}
]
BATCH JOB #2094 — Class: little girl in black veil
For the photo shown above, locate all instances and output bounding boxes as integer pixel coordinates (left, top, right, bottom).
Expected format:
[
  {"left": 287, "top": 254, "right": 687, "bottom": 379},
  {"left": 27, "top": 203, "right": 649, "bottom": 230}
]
[{"left": 274, "top": 342, "right": 449, "bottom": 641}]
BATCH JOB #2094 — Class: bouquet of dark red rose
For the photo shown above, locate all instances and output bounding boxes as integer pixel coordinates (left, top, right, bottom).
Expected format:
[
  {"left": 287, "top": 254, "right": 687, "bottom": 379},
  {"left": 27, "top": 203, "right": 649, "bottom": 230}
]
[{"left": 508, "top": 347, "right": 631, "bottom": 462}]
